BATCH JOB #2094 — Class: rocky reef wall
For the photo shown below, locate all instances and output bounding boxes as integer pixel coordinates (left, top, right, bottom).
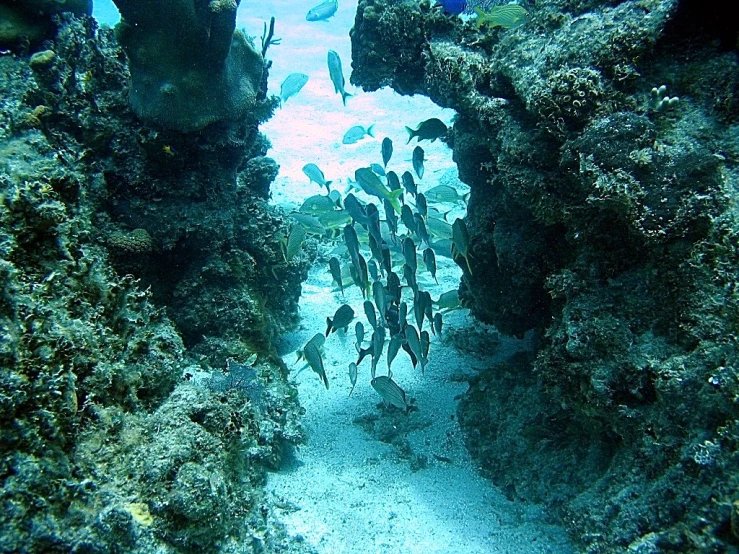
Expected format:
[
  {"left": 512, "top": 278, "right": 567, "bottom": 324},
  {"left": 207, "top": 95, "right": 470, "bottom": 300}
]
[
  {"left": 1, "top": 12, "right": 310, "bottom": 554},
  {"left": 351, "top": 0, "right": 739, "bottom": 551}
]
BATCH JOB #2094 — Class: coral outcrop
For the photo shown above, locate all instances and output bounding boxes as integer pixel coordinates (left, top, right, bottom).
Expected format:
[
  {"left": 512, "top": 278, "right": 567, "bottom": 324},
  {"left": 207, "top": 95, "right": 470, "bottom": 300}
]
[
  {"left": 1, "top": 11, "right": 309, "bottom": 554},
  {"left": 351, "top": 0, "right": 739, "bottom": 550},
  {"left": 112, "top": 0, "right": 265, "bottom": 132}
]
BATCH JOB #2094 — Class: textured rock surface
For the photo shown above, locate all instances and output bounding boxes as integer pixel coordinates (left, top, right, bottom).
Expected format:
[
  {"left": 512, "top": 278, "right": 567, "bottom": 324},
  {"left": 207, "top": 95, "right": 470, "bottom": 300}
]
[
  {"left": 0, "top": 14, "right": 310, "bottom": 554},
  {"left": 351, "top": 0, "right": 739, "bottom": 551}
]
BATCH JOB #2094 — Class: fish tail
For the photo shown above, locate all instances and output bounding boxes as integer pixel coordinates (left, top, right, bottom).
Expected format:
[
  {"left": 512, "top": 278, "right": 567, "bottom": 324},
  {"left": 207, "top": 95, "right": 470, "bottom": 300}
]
[
  {"left": 366, "top": 124, "right": 375, "bottom": 138},
  {"left": 388, "top": 189, "right": 403, "bottom": 215},
  {"left": 405, "top": 126, "right": 415, "bottom": 144},
  {"left": 473, "top": 6, "right": 486, "bottom": 27},
  {"left": 341, "top": 91, "right": 353, "bottom": 106}
]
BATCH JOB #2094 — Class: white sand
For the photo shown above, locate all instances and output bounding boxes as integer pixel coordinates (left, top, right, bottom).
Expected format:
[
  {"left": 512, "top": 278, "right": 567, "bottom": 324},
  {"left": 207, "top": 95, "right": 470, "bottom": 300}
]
[{"left": 243, "top": 2, "right": 575, "bottom": 552}]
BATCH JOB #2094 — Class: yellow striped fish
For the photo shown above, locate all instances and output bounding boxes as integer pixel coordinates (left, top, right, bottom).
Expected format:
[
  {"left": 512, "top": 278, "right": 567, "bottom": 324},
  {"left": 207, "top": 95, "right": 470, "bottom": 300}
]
[{"left": 474, "top": 3, "right": 529, "bottom": 29}]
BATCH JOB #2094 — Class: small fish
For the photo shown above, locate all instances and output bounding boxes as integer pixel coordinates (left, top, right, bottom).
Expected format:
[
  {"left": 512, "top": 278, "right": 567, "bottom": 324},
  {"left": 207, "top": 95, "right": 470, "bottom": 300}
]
[
  {"left": 329, "top": 256, "right": 344, "bottom": 295},
  {"left": 343, "top": 124, "right": 375, "bottom": 144},
  {"left": 380, "top": 245, "right": 393, "bottom": 275},
  {"left": 354, "top": 253, "right": 370, "bottom": 297},
  {"left": 348, "top": 362, "right": 358, "bottom": 396},
  {"left": 383, "top": 199, "right": 399, "bottom": 242},
  {"left": 406, "top": 118, "right": 448, "bottom": 143},
  {"left": 451, "top": 218, "right": 473, "bottom": 274},
  {"left": 413, "top": 292, "right": 426, "bottom": 332},
  {"left": 307, "top": 0, "right": 338, "bottom": 21},
  {"left": 414, "top": 213, "right": 431, "bottom": 245},
  {"left": 370, "top": 163, "right": 386, "bottom": 177},
  {"left": 295, "top": 332, "right": 325, "bottom": 365},
  {"left": 381, "top": 137, "right": 393, "bottom": 167},
  {"left": 371, "top": 325, "right": 386, "bottom": 378},
  {"left": 387, "top": 335, "right": 402, "bottom": 373},
  {"left": 399, "top": 301, "right": 408, "bottom": 330},
  {"left": 318, "top": 209, "right": 352, "bottom": 230},
  {"left": 327, "top": 50, "right": 352, "bottom": 105},
  {"left": 344, "top": 193, "right": 369, "bottom": 228},
  {"left": 425, "top": 184, "right": 469, "bottom": 204},
  {"left": 403, "top": 263, "right": 418, "bottom": 295},
  {"left": 300, "top": 194, "right": 336, "bottom": 214},
  {"left": 355, "top": 168, "right": 403, "bottom": 214},
  {"left": 368, "top": 258, "right": 380, "bottom": 282},
  {"left": 412, "top": 146, "right": 425, "bottom": 179},
  {"left": 434, "top": 289, "right": 461, "bottom": 311},
  {"left": 355, "top": 321, "right": 365, "bottom": 353},
  {"left": 386, "top": 171, "right": 403, "bottom": 204},
  {"left": 280, "top": 73, "right": 309, "bottom": 103},
  {"left": 326, "top": 304, "right": 355, "bottom": 336},
  {"left": 420, "top": 330, "right": 431, "bottom": 370},
  {"left": 290, "top": 212, "right": 326, "bottom": 235},
  {"left": 343, "top": 224, "right": 361, "bottom": 265},
  {"left": 401, "top": 204, "right": 416, "bottom": 234},
  {"left": 432, "top": 312, "right": 443, "bottom": 338},
  {"left": 474, "top": 3, "right": 529, "bottom": 29},
  {"left": 405, "top": 325, "right": 423, "bottom": 372},
  {"left": 401, "top": 171, "right": 417, "bottom": 198},
  {"left": 435, "top": 0, "right": 467, "bottom": 15},
  {"left": 423, "top": 248, "right": 438, "bottom": 283},
  {"left": 303, "top": 163, "right": 332, "bottom": 191},
  {"left": 373, "top": 280, "right": 387, "bottom": 321},
  {"left": 415, "top": 193, "right": 428, "bottom": 217},
  {"left": 426, "top": 216, "right": 453, "bottom": 239},
  {"left": 365, "top": 203, "right": 383, "bottom": 247},
  {"left": 402, "top": 237, "right": 417, "bottom": 272},
  {"left": 281, "top": 225, "right": 306, "bottom": 262},
  {"left": 364, "top": 299, "right": 378, "bottom": 330},
  {"left": 304, "top": 340, "right": 329, "bottom": 389},
  {"left": 387, "top": 272, "right": 402, "bottom": 305},
  {"left": 371, "top": 375, "right": 408, "bottom": 411}
]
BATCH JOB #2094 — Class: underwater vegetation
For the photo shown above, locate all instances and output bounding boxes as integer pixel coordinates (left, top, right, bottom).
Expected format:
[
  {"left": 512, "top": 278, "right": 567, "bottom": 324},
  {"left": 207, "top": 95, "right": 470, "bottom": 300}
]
[
  {"left": 0, "top": 3, "right": 311, "bottom": 553},
  {"left": 351, "top": 0, "right": 739, "bottom": 551}
]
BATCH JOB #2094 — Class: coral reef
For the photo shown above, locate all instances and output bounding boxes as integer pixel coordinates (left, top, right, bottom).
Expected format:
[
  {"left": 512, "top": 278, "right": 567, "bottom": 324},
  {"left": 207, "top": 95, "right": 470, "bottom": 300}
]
[
  {"left": 351, "top": 0, "right": 739, "bottom": 550},
  {"left": 1, "top": 11, "right": 309, "bottom": 554}
]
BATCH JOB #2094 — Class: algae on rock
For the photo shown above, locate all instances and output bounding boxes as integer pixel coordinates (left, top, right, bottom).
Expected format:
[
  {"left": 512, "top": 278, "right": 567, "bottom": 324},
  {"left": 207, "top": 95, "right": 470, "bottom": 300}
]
[{"left": 350, "top": 0, "right": 739, "bottom": 551}]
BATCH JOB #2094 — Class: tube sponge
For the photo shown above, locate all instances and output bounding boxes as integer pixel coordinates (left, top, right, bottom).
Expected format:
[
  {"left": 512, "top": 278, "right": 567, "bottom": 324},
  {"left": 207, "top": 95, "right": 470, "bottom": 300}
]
[{"left": 113, "top": 0, "right": 264, "bottom": 132}]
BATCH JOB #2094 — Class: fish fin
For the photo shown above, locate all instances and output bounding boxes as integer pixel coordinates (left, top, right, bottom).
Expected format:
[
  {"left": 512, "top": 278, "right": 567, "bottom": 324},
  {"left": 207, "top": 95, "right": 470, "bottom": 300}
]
[
  {"left": 366, "top": 124, "right": 375, "bottom": 138},
  {"left": 325, "top": 317, "right": 333, "bottom": 337},
  {"left": 405, "top": 126, "right": 415, "bottom": 144},
  {"left": 341, "top": 91, "right": 353, "bottom": 106}
]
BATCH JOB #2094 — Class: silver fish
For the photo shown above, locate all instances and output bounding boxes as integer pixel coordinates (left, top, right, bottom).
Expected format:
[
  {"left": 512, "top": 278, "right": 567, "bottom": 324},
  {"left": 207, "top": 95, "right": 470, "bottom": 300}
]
[
  {"left": 371, "top": 375, "right": 408, "bottom": 411},
  {"left": 329, "top": 256, "right": 344, "bottom": 295},
  {"left": 412, "top": 146, "right": 425, "bottom": 179},
  {"left": 307, "top": 0, "right": 338, "bottom": 21},
  {"left": 304, "top": 341, "right": 329, "bottom": 389},
  {"left": 349, "top": 362, "right": 358, "bottom": 396},
  {"left": 452, "top": 218, "right": 473, "bottom": 274},
  {"left": 303, "top": 163, "right": 332, "bottom": 191},
  {"left": 355, "top": 321, "right": 365, "bottom": 353},
  {"left": 355, "top": 167, "right": 402, "bottom": 214},
  {"left": 371, "top": 325, "right": 385, "bottom": 379},
  {"left": 327, "top": 50, "right": 352, "bottom": 105},
  {"left": 423, "top": 248, "right": 438, "bottom": 283},
  {"left": 343, "top": 124, "right": 375, "bottom": 144},
  {"left": 280, "top": 73, "right": 309, "bottom": 103}
]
